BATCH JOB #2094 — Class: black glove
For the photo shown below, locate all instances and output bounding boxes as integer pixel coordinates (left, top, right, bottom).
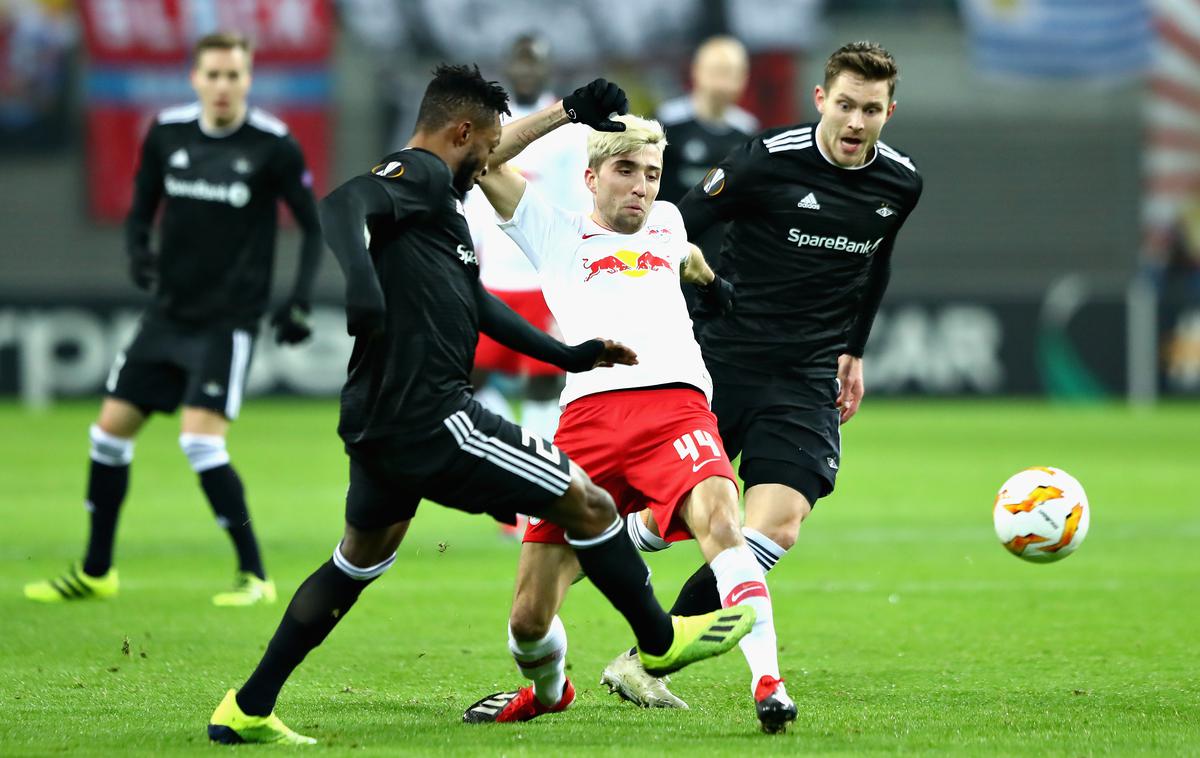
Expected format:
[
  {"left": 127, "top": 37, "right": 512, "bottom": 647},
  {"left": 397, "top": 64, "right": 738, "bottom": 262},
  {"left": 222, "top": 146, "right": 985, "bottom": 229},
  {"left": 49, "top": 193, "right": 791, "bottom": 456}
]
[
  {"left": 692, "top": 275, "right": 735, "bottom": 319},
  {"left": 129, "top": 247, "right": 157, "bottom": 291},
  {"left": 563, "top": 79, "right": 628, "bottom": 132},
  {"left": 270, "top": 298, "right": 312, "bottom": 345}
]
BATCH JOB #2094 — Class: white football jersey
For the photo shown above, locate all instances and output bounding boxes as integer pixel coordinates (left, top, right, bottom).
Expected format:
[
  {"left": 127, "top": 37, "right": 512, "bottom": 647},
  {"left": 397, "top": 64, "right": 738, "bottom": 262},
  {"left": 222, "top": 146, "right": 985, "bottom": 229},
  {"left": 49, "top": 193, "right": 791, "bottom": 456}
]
[
  {"left": 500, "top": 186, "right": 712, "bottom": 407},
  {"left": 466, "top": 93, "right": 592, "bottom": 292}
]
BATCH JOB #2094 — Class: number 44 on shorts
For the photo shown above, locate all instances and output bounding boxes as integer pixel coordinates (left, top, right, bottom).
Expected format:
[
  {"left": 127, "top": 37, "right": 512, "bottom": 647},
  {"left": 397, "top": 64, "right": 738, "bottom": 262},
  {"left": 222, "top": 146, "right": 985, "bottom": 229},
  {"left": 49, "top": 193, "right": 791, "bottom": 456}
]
[{"left": 674, "top": 430, "right": 721, "bottom": 473}]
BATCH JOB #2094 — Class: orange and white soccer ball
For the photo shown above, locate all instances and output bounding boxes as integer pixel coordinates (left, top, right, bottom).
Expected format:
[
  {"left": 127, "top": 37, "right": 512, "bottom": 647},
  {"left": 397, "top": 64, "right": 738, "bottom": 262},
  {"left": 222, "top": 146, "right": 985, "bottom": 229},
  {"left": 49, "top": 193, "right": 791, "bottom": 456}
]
[{"left": 993, "top": 467, "right": 1090, "bottom": 563}]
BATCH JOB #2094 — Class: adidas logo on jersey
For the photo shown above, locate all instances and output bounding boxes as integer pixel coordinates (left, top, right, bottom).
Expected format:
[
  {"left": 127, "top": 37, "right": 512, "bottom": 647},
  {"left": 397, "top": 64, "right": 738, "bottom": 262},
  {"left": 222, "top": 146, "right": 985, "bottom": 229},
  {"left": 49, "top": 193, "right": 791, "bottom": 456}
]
[
  {"left": 168, "top": 149, "right": 189, "bottom": 169},
  {"left": 797, "top": 192, "right": 821, "bottom": 210}
]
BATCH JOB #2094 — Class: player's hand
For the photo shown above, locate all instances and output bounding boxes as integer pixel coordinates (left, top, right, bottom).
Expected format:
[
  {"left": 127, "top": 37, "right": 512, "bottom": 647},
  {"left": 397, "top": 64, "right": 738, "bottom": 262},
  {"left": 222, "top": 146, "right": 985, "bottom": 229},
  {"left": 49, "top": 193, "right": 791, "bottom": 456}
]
[
  {"left": 129, "top": 247, "right": 157, "bottom": 291},
  {"left": 692, "top": 274, "right": 735, "bottom": 319},
  {"left": 567, "top": 338, "right": 638, "bottom": 372},
  {"left": 836, "top": 354, "right": 864, "bottom": 424},
  {"left": 271, "top": 298, "right": 313, "bottom": 345},
  {"left": 563, "top": 79, "right": 628, "bottom": 132}
]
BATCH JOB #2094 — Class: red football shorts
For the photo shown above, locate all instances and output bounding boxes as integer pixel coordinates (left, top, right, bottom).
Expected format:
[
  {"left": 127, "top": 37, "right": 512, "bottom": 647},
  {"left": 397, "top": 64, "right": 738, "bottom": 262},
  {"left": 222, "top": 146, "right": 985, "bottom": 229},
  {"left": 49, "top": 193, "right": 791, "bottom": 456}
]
[
  {"left": 474, "top": 289, "right": 564, "bottom": 377},
  {"left": 524, "top": 387, "right": 738, "bottom": 544}
]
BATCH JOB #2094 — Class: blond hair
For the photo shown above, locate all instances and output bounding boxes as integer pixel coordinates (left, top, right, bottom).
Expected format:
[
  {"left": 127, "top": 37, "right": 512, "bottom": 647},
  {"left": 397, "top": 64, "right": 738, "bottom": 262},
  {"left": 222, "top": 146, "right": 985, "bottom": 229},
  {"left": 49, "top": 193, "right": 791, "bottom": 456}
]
[{"left": 586, "top": 114, "right": 668, "bottom": 169}]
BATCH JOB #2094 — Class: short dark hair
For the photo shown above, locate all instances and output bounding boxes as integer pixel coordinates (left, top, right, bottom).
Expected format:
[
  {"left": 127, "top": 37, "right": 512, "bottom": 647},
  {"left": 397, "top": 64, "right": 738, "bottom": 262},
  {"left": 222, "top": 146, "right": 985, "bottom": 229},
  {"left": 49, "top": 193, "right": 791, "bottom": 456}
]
[
  {"left": 192, "top": 32, "right": 252, "bottom": 68},
  {"left": 824, "top": 41, "right": 899, "bottom": 98},
  {"left": 415, "top": 64, "right": 511, "bottom": 132}
]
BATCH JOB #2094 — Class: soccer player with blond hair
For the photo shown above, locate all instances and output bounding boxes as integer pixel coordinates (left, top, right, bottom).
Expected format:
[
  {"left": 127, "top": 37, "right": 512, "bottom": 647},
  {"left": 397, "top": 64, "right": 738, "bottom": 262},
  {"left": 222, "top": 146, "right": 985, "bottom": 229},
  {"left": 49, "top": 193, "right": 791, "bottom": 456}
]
[{"left": 461, "top": 93, "right": 796, "bottom": 733}]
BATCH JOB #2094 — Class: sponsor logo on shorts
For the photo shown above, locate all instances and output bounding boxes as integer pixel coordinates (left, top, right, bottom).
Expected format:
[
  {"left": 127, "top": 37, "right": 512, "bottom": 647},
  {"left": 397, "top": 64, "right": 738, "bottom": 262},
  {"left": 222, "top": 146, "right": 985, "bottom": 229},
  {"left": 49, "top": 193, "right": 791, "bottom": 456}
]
[
  {"left": 826, "top": 456, "right": 839, "bottom": 470},
  {"left": 202, "top": 381, "right": 224, "bottom": 397},
  {"left": 528, "top": 516, "right": 543, "bottom": 526}
]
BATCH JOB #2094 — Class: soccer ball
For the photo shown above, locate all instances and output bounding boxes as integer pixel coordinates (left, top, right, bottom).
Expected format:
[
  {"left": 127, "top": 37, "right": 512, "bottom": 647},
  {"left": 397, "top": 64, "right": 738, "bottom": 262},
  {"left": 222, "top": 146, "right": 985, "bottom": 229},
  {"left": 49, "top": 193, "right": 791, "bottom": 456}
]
[{"left": 993, "top": 467, "right": 1090, "bottom": 563}]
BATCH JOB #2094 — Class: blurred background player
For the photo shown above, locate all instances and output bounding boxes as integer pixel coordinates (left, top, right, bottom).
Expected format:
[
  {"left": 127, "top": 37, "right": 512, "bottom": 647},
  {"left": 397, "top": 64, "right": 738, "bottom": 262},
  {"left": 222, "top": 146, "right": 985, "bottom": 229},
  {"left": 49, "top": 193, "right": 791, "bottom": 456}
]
[
  {"left": 607, "top": 40, "right": 923, "bottom": 705},
  {"left": 656, "top": 35, "right": 758, "bottom": 318},
  {"left": 23, "top": 32, "right": 322, "bottom": 607},
  {"left": 466, "top": 34, "right": 592, "bottom": 537}
]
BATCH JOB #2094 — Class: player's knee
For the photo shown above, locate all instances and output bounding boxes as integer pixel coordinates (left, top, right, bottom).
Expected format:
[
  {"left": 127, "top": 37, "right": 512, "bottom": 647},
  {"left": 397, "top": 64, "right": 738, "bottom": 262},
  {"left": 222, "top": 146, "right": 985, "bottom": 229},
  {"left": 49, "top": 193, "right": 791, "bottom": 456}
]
[
  {"left": 89, "top": 424, "right": 134, "bottom": 467},
  {"left": 756, "top": 520, "right": 801, "bottom": 552},
  {"left": 685, "top": 476, "right": 742, "bottom": 549},
  {"left": 508, "top": 599, "right": 555, "bottom": 641},
  {"left": 558, "top": 468, "right": 618, "bottom": 536},
  {"left": 179, "top": 433, "right": 230, "bottom": 473},
  {"left": 332, "top": 540, "right": 396, "bottom": 581},
  {"left": 337, "top": 521, "right": 408, "bottom": 573}
]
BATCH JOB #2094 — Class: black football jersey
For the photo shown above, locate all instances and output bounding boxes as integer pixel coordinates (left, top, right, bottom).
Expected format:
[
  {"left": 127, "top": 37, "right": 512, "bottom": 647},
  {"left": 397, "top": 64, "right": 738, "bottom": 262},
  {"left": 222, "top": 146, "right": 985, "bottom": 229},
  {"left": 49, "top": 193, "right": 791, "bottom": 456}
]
[
  {"left": 337, "top": 148, "right": 483, "bottom": 444},
  {"left": 679, "top": 122, "right": 923, "bottom": 377},
  {"left": 125, "top": 103, "right": 319, "bottom": 330}
]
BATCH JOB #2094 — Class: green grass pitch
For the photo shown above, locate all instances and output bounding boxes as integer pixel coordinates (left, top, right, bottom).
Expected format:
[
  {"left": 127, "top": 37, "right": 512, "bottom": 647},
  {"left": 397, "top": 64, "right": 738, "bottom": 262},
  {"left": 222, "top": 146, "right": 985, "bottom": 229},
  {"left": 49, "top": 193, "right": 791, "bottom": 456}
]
[{"left": 2, "top": 398, "right": 1197, "bottom": 756}]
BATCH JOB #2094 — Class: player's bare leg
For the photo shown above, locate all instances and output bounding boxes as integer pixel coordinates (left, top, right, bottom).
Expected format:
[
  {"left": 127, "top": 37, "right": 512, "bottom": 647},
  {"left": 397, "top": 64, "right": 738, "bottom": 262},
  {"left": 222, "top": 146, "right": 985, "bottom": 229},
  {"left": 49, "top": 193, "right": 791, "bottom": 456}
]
[
  {"left": 24, "top": 397, "right": 145, "bottom": 602},
  {"left": 464, "top": 543, "right": 579, "bottom": 723},
  {"left": 180, "top": 406, "right": 272, "bottom": 606},
  {"left": 742, "top": 483, "right": 813, "bottom": 552},
  {"left": 684, "top": 477, "right": 795, "bottom": 732}
]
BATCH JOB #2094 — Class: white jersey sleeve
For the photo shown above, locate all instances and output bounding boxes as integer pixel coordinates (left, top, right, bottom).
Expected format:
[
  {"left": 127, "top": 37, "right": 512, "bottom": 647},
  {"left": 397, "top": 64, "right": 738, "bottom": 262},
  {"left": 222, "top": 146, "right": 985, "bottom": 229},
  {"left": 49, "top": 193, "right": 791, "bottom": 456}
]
[{"left": 499, "top": 183, "right": 583, "bottom": 273}]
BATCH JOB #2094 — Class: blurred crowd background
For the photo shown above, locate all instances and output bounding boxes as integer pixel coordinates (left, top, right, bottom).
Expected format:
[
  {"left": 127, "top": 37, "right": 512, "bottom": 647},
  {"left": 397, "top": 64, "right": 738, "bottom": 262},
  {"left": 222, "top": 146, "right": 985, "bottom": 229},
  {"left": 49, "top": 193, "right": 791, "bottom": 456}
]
[{"left": 2, "top": 0, "right": 1198, "bottom": 403}]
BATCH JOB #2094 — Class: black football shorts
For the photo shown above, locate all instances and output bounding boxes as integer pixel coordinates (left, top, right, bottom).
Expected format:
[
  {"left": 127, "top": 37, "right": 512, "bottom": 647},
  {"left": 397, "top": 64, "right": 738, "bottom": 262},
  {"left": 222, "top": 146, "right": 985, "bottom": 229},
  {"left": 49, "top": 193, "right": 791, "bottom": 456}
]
[
  {"left": 709, "top": 362, "right": 842, "bottom": 504},
  {"left": 344, "top": 400, "right": 572, "bottom": 530},
  {"left": 106, "top": 314, "right": 255, "bottom": 420}
]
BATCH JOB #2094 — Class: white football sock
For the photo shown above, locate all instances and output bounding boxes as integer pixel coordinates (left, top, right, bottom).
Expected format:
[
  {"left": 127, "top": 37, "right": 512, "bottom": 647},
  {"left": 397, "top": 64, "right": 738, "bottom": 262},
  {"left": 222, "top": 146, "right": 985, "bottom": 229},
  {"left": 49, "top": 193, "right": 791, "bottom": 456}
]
[
  {"left": 711, "top": 545, "right": 780, "bottom": 694},
  {"left": 508, "top": 615, "right": 568, "bottom": 707},
  {"left": 520, "top": 398, "right": 561, "bottom": 440},
  {"left": 743, "top": 526, "right": 788, "bottom": 572},
  {"left": 475, "top": 383, "right": 514, "bottom": 421}
]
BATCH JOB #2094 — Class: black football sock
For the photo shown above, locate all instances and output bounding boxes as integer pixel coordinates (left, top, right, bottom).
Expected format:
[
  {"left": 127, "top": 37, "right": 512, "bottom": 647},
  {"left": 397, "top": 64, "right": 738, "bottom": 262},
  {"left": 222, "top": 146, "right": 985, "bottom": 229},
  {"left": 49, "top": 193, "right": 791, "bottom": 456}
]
[
  {"left": 200, "top": 464, "right": 266, "bottom": 580},
  {"left": 236, "top": 559, "right": 374, "bottom": 716},
  {"left": 82, "top": 460, "right": 130, "bottom": 577},
  {"left": 568, "top": 520, "right": 674, "bottom": 656},
  {"left": 668, "top": 563, "right": 722, "bottom": 616}
]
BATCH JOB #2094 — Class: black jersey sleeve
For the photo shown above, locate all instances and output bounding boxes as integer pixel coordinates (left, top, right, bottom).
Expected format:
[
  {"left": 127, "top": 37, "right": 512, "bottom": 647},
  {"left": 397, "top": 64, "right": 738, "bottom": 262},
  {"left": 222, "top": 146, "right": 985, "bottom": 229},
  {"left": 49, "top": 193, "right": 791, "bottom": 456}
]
[
  {"left": 677, "top": 138, "right": 759, "bottom": 242},
  {"left": 475, "top": 278, "right": 605, "bottom": 372},
  {"left": 124, "top": 123, "right": 163, "bottom": 262},
  {"left": 319, "top": 175, "right": 396, "bottom": 336},
  {"left": 844, "top": 174, "right": 924, "bottom": 357},
  {"left": 320, "top": 156, "right": 442, "bottom": 335},
  {"left": 272, "top": 135, "right": 322, "bottom": 304}
]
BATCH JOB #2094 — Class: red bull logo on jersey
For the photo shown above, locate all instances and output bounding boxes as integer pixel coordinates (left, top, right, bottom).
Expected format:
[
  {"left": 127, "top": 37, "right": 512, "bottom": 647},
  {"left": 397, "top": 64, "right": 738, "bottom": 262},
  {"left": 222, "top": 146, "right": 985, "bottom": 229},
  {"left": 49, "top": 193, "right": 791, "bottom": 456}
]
[{"left": 582, "top": 250, "right": 673, "bottom": 282}]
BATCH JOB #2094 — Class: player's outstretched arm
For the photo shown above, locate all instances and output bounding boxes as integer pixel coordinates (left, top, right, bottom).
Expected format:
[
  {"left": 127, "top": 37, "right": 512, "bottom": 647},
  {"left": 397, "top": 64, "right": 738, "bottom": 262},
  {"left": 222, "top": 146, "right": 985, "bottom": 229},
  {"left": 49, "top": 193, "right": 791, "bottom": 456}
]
[
  {"left": 318, "top": 177, "right": 393, "bottom": 338},
  {"left": 476, "top": 279, "right": 637, "bottom": 372},
  {"left": 480, "top": 79, "right": 629, "bottom": 221}
]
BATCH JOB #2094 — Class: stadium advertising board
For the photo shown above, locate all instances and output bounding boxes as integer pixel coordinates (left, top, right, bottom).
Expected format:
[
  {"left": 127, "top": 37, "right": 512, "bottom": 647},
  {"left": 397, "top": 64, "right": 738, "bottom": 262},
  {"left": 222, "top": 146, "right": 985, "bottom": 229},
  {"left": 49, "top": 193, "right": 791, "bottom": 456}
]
[{"left": 1, "top": 295, "right": 1187, "bottom": 402}]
